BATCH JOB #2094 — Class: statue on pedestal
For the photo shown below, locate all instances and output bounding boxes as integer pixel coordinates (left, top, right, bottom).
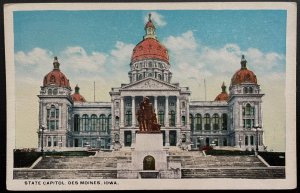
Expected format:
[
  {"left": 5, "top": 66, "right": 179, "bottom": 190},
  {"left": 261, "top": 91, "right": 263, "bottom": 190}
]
[{"left": 137, "top": 97, "right": 161, "bottom": 133}]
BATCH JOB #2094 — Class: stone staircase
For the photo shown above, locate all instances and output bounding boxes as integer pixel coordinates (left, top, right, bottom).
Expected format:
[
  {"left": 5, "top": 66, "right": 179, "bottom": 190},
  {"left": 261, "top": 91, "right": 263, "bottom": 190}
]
[
  {"left": 14, "top": 169, "right": 117, "bottom": 179},
  {"left": 33, "top": 156, "right": 118, "bottom": 169}
]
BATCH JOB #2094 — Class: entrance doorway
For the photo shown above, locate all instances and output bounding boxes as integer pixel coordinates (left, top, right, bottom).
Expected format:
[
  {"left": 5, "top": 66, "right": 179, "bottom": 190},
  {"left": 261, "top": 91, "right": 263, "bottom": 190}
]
[
  {"left": 206, "top": 138, "right": 210, "bottom": 146},
  {"left": 143, "top": 155, "right": 155, "bottom": 170},
  {"left": 74, "top": 139, "right": 79, "bottom": 147},
  {"left": 169, "top": 130, "right": 177, "bottom": 146}
]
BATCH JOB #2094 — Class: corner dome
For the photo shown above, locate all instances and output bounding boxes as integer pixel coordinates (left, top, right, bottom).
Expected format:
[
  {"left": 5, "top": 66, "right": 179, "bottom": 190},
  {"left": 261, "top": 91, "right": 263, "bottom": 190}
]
[
  {"left": 43, "top": 57, "right": 70, "bottom": 88},
  {"left": 215, "top": 82, "right": 229, "bottom": 101},
  {"left": 131, "top": 13, "right": 169, "bottom": 64},
  {"left": 231, "top": 55, "right": 257, "bottom": 86},
  {"left": 71, "top": 85, "right": 86, "bottom": 102}
]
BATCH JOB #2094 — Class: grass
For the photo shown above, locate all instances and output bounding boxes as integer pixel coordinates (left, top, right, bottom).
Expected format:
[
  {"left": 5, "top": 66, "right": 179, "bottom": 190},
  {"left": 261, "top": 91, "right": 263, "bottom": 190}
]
[{"left": 14, "top": 150, "right": 96, "bottom": 168}]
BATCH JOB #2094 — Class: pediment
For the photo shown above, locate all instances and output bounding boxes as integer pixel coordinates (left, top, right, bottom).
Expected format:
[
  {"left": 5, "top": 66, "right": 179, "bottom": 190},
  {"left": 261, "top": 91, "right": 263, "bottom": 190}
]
[{"left": 121, "top": 78, "right": 179, "bottom": 90}]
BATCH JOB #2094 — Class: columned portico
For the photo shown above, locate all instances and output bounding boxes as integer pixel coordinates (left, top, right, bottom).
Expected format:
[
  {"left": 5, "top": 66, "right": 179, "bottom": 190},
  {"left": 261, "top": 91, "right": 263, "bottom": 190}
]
[
  {"left": 165, "top": 96, "right": 169, "bottom": 127},
  {"left": 132, "top": 96, "right": 136, "bottom": 127},
  {"left": 120, "top": 97, "right": 124, "bottom": 127}
]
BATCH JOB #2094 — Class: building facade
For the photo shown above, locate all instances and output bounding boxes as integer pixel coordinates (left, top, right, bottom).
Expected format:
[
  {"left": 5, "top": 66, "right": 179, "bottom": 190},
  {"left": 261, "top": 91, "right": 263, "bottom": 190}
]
[{"left": 37, "top": 15, "right": 265, "bottom": 151}]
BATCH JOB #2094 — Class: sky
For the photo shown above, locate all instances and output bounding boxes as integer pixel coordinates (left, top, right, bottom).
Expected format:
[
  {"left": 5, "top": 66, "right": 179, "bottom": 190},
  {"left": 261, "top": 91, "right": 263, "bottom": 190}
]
[{"left": 13, "top": 10, "right": 286, "bottom": 151}]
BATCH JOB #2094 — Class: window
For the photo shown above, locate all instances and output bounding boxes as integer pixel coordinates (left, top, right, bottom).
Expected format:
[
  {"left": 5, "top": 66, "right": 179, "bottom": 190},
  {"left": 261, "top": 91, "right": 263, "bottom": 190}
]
[
  {"left": 158, "top": 111, "right": 164, "bottom": 126},
  {"left": 169, "top": 111, "right": 176, "bottom": 126},
  {"left": 148, "top": 73, "right": 153, "bottom": 77},
  {"left": 169, "top": 102, "right": 175, "bottom": 106},
  {"left": 116, "top": 102, "right": 119, "bottom": 108},
  {"left": 195, "top": 114, "right": 202, "bottom": 131},
  {"left": 158, "top": 74, "right": 162, "bottom": 80},
  {"left": 47, "top": 105, "right": 59, "bottom": 131},
  {"left": 182, "top": 102, "right": 185, "bottom": 108},
  {"left": 53, "top": 89, "right": 58, "bottom": 95},
  {"left": 245, "top": 104, "right": 251, "bottom": 115},
  {"left": 181, "top": 116, "right": 186, "bottom": 126},
  {"left": 74, "top": 114, "right": 80, "bottom": 132},
  {"left": 99, "top": 114, "right": 106, "bottom": 131},
  {"left": 249, "top": 87, "right": 253, "bottom": 93},
  {"left": 115, "top": 116, "right": 119, "bottom": 126},
  {"left": 47, "top": 136, "right": 51, "bottom": 147},
  {"left": 190, "top": 114, "right": 194, "bottom": 131},
  {"left": 244, "top": 87, "right": 248, "bottom": 93},
  {"left": 212, "top": 114, "right": 219, "bottom": 130},
  {"left": 221, "top": 114, "right": 228, "bottom": 130},
  {"left": 91, "top": 114, "right": 97, "bottom": 131},
  {"left": 223, "top": 138, "right": 227, "bottom": 146},
  {"left": 48, "top": 89, "right": 52, "bottom": 95},
  {"left": 138, "top": 74, "right": 143, "bottom": 80},
  {"left": 149, "top": 62, "right": 152, "bottom": 68},
  {"left": 53, "top": 136, "right": 58, "bottom": 147},
  {"left": 245, "top": 136, "right": 248, "bottom": 146},
  {"left": 125, "top": 111, "right": 132, "bottom": 126},
  {"left": 82, "top": 114, "right": 89, "bottom": 131},
  {"left": 204, "top": 113, "right": 211, "bottom": 130},
  {"left": 124, "top": 131, "right": 132, "bottom": 147}
]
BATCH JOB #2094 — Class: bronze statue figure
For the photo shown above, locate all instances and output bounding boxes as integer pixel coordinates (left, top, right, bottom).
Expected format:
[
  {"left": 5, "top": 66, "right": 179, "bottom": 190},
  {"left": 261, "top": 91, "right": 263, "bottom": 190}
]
[{"left": 137, "top": 97, "right": 161, "bottom": 133}]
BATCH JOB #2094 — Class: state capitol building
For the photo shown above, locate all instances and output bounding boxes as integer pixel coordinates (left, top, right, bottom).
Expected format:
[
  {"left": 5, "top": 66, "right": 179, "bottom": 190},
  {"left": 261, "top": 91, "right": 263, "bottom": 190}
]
[{"left": 37, "top": 15, "right": 265, "bottom": 152}]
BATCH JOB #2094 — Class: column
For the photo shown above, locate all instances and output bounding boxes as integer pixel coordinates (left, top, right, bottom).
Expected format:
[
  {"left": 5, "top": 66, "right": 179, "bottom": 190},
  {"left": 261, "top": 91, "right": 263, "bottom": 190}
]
[
  {"left": 59, "top": 105, "right": 62, "bottom": 129},
  {"left": 120, "top": 97, "right": 124, "bottom": 127},
  {"left": 165, "top": 130, "right": 170, "bottom": 146},
  {"left": 255, "top": 104, "right": 258, "bottom": 126},
  {"left": 111, "top": 99, "right": 115, "bottom": 130},
  {"left": 165, "top": 96, "right": 169, "bottom": 127},
  {"left": 43, "top": 106, "right": 47, "bottom": 127},
  {"left": 186, "top": 99, "right": 190, "bottom": 129},
  {"left": 131, "top": 96, "right": 136, "bottom": 127},
  {"left": 176, "top": 129, "right": 181, "bottom": 146},
  {"left": 154, "top": 96, "right": 158, "bottom": 115},
  {"left": 239, "top": 104, "right": 243, "bottom": 127},
  {"left": 176, "top": 97, "right": 180, "bottom": 127}
]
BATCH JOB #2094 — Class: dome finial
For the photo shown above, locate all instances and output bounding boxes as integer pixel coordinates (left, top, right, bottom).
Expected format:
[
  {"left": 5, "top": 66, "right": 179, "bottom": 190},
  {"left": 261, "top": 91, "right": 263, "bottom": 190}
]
[
  {"left": 53, "top": 56, "right": 60, "bottom": 70},
  {"left": 148, "top": 13, "right": 152, "bottom": 21},
  {"left": 241, "top": 55, "right": 247, "bottom": 69},
  {"left": 75, "top": 84, "right": 80, "bottom": 94},
  {"left": 221, "top": 82, "right": 226, "bottom": 93}
]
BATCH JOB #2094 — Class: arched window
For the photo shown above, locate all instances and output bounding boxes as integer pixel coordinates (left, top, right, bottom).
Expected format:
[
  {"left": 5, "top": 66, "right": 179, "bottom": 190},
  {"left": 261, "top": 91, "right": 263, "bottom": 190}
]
[
  {"left": 221, "top": 114, "right": 228, "bottom": 130},
  {"left": 169, "top": 111, "right": 176, "bottom": 126},
  {"left": 245, "top": 136, "right": 248, "bottom": 146},
  {"left": 74, "top": 114, "right": 80, "bottom": 132},
  {"left": 195, "top": 114, "right": 202, "bottom": 131},
  {"left": 148, "top": 73, "right": 153, "bottom": 77},
  {"left": 107, "top": 114, "right": 112, "bottom": 131},
  {"left": 158, "top": 111, "right": 164, "bottom": 126},
  {"left": 82, "top": 114, "right": 89, "bottom": 131},
  {"left": 148, "top": 62, "right": 153, "bottom": 68},
  {"left": 47, "top": 136, "right": 51, "bottom": 147},
  {"left": 138, "top": 74, "right": 143, "bottom": 80},
  {"left": 91, "top": 114, "right": 97, "bottom": 131},
  {"left": 212, "top": 114, "right": 219, "bottom": 130},
  {"left": 158, "top": 74, "right": 162, "bottom": 80},
  {"left": 53, "top": 89, "right": 58, "bottom": 95},
  {"left": 245, "top": 104, "right": 251, "bottom": 115},
  {"left": 47, "top": 105, "right": 59, "bottom": 131},
  {"left": 244, "top": 87, "right": 248, "bottom": 94},
  {"left": 249, "top": 87, "right": 253, "bottom": 93},
  {"left": 125, "top": 111, "right": 132, "bottom": 126},
  {"left": 99, "top": 114, "right": 106, "bottom": 131},
  {"left": 190, "top": 114, "right": 194, "bottom": 131},
  {"left": 115, "top": 116, "right": 119, "bottom": 126},
  {"left": 181, "top": 116, "right": 186, "bottom": 126},
  {"left": 48, "top": 89, "right": 52, "bottom": 95},
  {"left": 204, "top": 113, "right": 211, "bottom": 130}
]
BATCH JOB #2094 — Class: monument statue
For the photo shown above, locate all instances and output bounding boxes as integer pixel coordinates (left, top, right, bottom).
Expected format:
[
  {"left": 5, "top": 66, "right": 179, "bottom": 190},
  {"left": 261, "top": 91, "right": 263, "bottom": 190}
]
[{"left": 137, "top": 97, "right": 161, "bottom": 133}]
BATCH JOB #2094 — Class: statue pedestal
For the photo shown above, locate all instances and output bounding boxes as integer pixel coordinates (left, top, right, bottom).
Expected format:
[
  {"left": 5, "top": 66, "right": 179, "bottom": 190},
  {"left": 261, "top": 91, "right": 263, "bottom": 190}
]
[{"left": 131, "top": 133, "right": 167, "bottom": 171}]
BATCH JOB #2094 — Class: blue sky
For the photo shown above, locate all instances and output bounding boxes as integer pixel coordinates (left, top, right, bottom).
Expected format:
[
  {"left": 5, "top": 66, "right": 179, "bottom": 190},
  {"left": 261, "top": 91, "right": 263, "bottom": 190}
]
[
  {"left": 13, "top": 10, "right": 287, "bottom": 151},
  {"left": 14, "top": 10, "right": 286, "bottom": 55}
]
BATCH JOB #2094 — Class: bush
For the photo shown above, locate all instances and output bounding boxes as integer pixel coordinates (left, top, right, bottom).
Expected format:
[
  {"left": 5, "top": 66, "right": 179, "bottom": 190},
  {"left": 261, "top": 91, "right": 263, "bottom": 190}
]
[
  {"left": 205, "top": 149, "right": 253, "bottom": 156},
  {"left": 258, "top": 152, "right": 285, "bottom": 166},
  {"left": 14, "top": 151, "right": 96, "bottom": 168}
]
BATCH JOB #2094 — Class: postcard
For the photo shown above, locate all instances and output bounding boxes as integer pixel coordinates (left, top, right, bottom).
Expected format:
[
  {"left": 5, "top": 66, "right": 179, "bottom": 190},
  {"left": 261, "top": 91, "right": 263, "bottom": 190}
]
[{"left": 5, "top": 2, "right": 297, "bottom": 190}]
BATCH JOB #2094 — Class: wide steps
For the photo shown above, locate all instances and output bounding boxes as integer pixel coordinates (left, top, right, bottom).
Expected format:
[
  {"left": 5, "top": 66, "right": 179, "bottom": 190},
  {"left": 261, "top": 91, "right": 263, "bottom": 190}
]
[
  {"left": 14, "top": 169, "right": 117, "bottom": 179},
  {"left": 34, "top": 157, "right": 118, "bottom": 169},
  {"left": 181, "top": 168, "right": 285, "bottom": 179}
]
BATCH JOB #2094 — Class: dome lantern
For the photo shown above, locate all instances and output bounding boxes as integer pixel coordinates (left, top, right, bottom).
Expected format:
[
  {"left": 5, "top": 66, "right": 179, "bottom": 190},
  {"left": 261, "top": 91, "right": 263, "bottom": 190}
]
[
  {"left": 241, "top": 55, "right": 247, "bottom": 69},
  {"left": 215, "top": 82, "right": 229, "bottom": 101},
  {"left": 71, "top": 84, "right": 86, "bottom": 102},
  {"left": 144, "top": 13, "right": 156, "bottom": 40},
  {"left": 53, "top": 56, "right": 60, "bottom": 70}
]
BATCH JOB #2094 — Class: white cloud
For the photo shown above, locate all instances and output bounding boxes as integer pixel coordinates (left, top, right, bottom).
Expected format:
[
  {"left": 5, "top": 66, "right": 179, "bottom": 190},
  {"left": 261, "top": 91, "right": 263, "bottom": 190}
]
[
  {"left": 144, "top": 11, "right": 167, "bottom": 27},
  {"left": 164, "top": 30, "right": 197, "bottom": 52}
]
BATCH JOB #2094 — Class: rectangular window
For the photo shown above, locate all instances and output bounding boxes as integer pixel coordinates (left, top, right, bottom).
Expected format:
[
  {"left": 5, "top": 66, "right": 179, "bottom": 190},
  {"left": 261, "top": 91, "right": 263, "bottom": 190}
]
[{"left": 48, "top": 137, "right": 51, "bottom": 147}]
